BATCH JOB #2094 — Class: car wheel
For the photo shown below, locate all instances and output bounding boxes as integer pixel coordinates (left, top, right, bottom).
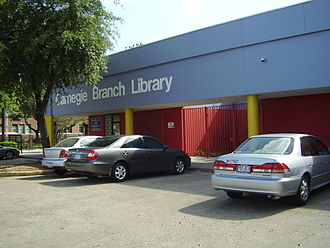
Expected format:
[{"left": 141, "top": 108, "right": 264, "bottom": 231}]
[
  {"left": 54, "top": 168, "right": 67, "bottom": 176},
  {"left": 226, "top": 191, "right": 243, "bottom": 199},
  {"left": 173, "top": 158, "right": 186, "bottom": 174},
  {"left": 4, "top": 151, "right": 14, "bottom": 160},
  {"left": 111, "top": 162, "right": 128, "bottom": 182},
  {"left": 293, "top": 175, "right": 310, "bottom": 206}
]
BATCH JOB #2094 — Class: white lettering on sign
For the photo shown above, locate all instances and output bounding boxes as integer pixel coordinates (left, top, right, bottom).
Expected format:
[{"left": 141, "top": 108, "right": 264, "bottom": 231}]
[
  {"left": 55, "top": 75, "right": 174, "bottom": 106},
  {"left": 56, "top": 91, "right": 88, "bottom": 106},
  {"left": 131, "top": 76, "right": 173, "bottom": 94},
  {"left": 92, "top": 82, "right": 125, "bottom": 100}
]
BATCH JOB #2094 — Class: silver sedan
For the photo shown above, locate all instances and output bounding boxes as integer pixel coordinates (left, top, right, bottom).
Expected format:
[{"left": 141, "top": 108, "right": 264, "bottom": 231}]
[
  {"left": 211, "top": 133, "right": 330, "bottom": 205},
  {"left": 42, "top": 136, "right": 100, "bottom": 175}
]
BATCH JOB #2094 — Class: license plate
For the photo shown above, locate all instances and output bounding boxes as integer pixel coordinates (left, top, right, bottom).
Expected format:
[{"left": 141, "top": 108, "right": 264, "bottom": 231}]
[
  {"left": 237, "top": 165, "right": 251, "bottom": 173},
  {"left": 73, "top": 154, "right": 81, "bottom": 160},
  {"left": 45, "top": 162, "right": 53, "bottom": 168}
]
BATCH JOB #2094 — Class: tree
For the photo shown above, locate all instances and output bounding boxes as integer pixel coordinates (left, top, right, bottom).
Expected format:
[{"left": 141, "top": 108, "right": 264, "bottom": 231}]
[
  {"left": 0, "top": 0, "right": 120, "bottom": 147},
  {"left": 0, "top": 90, "right": 20, "bottom": 141},
  {"left": 54, "top": 117, "right": 88, "bottom": 143}
]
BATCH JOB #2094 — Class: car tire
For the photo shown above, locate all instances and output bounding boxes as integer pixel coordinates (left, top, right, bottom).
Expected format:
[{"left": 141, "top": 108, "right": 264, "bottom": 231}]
[
  {"left": 54, "top": 168, "right": 67, "bottom": 176},
  {"left": 293, "top": 175, "right": 310, "bottom": 206},
  {"left": 111, "top": 162, "right": 128, "bottom": 182},
  {"left": 173, "top": 157, "right": 186, "bottom": 174},
  {"left": 226, "top": 191, "right": 243, "bottom": 199},
  {"left": 4, "top": 151, "right": 14, "bottom": 160}
]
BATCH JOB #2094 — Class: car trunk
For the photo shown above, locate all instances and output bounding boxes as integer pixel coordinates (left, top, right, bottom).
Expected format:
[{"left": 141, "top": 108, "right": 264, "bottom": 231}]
[{"left": 44, "top": 148, "right": 65, "bottom": 158}]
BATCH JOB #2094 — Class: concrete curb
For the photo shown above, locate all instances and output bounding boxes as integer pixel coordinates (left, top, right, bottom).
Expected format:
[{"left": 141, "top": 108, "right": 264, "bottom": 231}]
[{"left": 0, "top": 169, "right": 53, "bottom": 177}]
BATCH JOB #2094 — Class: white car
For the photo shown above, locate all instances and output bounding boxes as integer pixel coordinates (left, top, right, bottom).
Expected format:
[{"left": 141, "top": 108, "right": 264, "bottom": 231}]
[
  {"left": 211, "top": 133, "right": 330, "bottom": 205},
  {"left": 42, "top": 136, "right": 100, "bottom": 175}
]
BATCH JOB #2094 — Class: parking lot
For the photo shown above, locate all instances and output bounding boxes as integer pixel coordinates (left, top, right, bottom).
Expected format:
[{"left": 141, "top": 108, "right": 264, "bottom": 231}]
[{"left": 1, "top": 170, "right": 330, "bottom": 248}]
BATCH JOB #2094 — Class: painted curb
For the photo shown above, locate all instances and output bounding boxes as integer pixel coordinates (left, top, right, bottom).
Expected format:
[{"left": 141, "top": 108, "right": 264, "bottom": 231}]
[{"left": 0, "top": 170, "right": 54, "bottom": 177}]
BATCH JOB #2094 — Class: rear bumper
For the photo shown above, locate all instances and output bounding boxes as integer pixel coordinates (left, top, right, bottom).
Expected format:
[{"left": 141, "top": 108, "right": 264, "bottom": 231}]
[
  {"left": 41, "top": 158, "right": 66, "bottom": 169},
  {"left": 211, "top": 173, "right": 301, "bottom": 197},
  {"left": 65, "top": 161, "right": 112, "bottom": 175}
]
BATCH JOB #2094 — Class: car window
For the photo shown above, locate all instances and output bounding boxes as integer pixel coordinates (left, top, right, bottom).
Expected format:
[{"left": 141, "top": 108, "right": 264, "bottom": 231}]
[
  {"left": 144, "top": 137, "right": 164, "bottom": 149},
  {"left": 301, "top": 137, "right": 330, "bottom": 156},
  {"left": 310, "top": 137, "right": 330, "bottom": 156},
  {"left": 235, "top": 137, "right": 293, "bottom": 155},
  {"left": 54, "top": 138, "right": 79, "bottom": 147},
  {"left": 121, "top": 137, "right": 145, "bottom": 148},
  {"left": 301, "top": 137, "right": 313, "bottom": 156},
  {"left": 85, "top": 136, "right": 121, "bottom": 147},
  {"left": 80, "top": 137, "right": 98, "bottom": 147}
]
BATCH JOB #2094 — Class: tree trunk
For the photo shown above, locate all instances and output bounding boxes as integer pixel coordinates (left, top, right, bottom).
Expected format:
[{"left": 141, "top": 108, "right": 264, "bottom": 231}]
[
  {"left": 35, "top": 113, "right": 50, "bottom": 148},
  {"left": 1, "top": 108, "right": 9, "bottom": 142},
  {"left": 34, "top": 86, "right": 53, "bottom": 148}
]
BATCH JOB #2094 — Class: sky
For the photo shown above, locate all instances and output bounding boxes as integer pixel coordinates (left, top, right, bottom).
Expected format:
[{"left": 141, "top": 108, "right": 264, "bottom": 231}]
[{"left": 102, "top": 0, "right": 311, "bottom": 54}]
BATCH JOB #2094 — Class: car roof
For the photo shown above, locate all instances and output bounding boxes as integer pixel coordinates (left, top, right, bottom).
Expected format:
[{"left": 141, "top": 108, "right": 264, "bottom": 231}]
[{"left": 250, "top": 133, "right": 310, "bottom": 139}]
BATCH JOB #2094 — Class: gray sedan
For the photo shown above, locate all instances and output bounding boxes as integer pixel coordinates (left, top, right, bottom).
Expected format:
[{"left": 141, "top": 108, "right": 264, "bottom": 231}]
[
  {"left": 211, "top": 133, "right": 330, "bottom": 205},
  {"left": 65, "top": 135, "right": 191, "bottom": 181}
]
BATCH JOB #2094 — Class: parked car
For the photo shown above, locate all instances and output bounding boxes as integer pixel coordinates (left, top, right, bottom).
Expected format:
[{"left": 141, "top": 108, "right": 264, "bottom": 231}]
[
  {"left": 0, "top": 146, "right": 20, "bottom": 159},
  {"left": 65, "top": 135, "right": 191, "bottom": 181},
  {"left": 42, "top": 136, "right": 100, "bottom": 175},
  {"left": 211, "top": 133, "right": 330, "bottom": 205}
]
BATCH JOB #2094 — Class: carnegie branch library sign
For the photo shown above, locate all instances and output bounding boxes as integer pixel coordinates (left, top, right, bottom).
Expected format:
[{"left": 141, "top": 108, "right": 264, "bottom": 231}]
[{"left": 55, "top": 75, "right": 173, "bottom": 106}]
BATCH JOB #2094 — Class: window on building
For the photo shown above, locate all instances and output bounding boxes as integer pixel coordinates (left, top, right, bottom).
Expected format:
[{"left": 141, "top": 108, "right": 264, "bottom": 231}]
[
  {"left": 112, "top": 114, "right": 121, "bottom": 135},
  {"left": 18, "top": 124, "right": 25, "bottom": 134},
  {"left": 25, "top": 125, "right": 32, "bottom": 134},
  {"left": 105, "top": 114, "right": 121, "bottom": 136},
  {"left": 79, "top": 124, "right": 85, "bottom": 133},
  {"left": 66, "top": 126, "right": 73, "bottom": 133},
  {"left": 12, "top": 124, "right": 18, "bottom": 133}
]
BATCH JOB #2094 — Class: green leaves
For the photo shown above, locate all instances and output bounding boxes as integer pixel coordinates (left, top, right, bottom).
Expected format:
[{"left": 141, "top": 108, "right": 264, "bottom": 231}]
[
  {"left": 0, "top": 0, "right": 120, "bottom": 90},
  {"left": 0, "top": 0, "right": 121, "bottom": 147}
]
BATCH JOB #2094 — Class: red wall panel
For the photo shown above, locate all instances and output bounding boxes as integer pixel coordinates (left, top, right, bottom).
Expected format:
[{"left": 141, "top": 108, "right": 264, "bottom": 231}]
[
  {"left": 161, "top": 108, "right": 182, "bottom": 149},
  {"left": 261, "top": 93, "right": 330, "bottom": 146},
  {"left": 183, "top": 104, "right": 247, "bottom": 156},
  {"left": 134, "top": 110, "right": 162, "bottom": 141}
]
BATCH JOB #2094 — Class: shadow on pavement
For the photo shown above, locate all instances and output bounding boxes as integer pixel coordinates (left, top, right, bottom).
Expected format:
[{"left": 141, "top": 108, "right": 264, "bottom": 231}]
[{"left": 179, "top": 183, "right": 330, "bottom": 220}]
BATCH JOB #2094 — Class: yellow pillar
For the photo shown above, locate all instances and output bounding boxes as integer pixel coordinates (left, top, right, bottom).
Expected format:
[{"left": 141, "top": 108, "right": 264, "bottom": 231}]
[
  {"left": 125, "top": 108, "right": 134, "bottom": 135},
  {"left": 44, "top": 115, "right": 55, "bottom": 147},
  {"left": 247, "top": 95, "right": 259, "bottom": 137}
]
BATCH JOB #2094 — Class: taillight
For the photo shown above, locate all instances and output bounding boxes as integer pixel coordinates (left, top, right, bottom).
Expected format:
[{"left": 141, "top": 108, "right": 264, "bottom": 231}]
[
  {"left": 214, "top": 161, "right": 236, "bottom": 171},
  {"left": 86, "top": 150, "right": 98, "bottom": 161},
  {"left": 252, "top": 163, "right": 290, "bottom": 174},
  {"left": 59, "top": 149, "right": 69, "bottom": 158}
]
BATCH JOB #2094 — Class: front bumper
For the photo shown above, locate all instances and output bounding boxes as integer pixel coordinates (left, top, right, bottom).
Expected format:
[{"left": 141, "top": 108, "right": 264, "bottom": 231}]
[{"left": 211, "top": 173, "right": 301, "bottom": 197}]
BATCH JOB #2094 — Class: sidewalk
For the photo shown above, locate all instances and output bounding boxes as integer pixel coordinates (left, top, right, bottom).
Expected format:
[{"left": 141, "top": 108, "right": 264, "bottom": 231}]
[{"left": 190, "top": 156, "right": 215, "bottom": 171}]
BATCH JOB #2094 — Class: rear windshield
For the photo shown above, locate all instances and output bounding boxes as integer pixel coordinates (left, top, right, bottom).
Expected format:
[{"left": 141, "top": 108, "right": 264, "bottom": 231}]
[
  {"left": 234, "top": 137, "right": 294, "bottom": 155},
  {"left": 54, "top": 138, "right": 79, "bottom": 148},
  {"left": 85, "top": 136, "right": 121, "bottom": 148}
]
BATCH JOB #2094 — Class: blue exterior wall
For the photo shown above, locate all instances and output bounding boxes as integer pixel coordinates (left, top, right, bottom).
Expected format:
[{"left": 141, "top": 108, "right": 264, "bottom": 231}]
[{"left": 50, "top": 0, "right": 330, "bottom": 116}]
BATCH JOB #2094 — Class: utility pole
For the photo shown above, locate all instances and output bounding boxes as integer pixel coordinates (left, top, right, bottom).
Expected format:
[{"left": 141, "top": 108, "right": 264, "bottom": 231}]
[{"left": 1, "top": 108, "right": 9, "bottom": 142}]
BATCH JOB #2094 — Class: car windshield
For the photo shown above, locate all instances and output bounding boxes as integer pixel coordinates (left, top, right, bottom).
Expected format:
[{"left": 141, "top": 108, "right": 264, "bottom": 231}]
[
  {"left": 54, "top": 138, "right": 79, "bottom": 147},
  {"left": 234, "top": 137, "right": 294, "bottom": 155},
  {"left": 84, "top": 136, "right": 121, "bottom": 148}
]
